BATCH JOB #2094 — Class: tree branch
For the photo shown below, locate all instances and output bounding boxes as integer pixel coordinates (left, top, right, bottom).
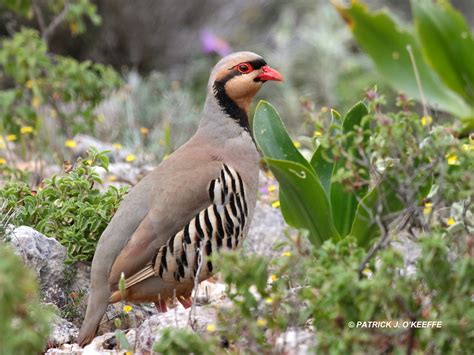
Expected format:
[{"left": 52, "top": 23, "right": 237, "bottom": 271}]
[
  {"left": 32, "top": 0, "right": 46, "bottom": 35},
  {"left": 43, "top": 0, "right": 70, "bottom": 43}
]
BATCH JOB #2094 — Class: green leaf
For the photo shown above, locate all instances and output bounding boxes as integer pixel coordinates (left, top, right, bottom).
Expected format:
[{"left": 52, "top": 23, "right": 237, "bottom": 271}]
[
  {"left": 115, "top": 329, "right": 132, "bottom": 351},
  {"left": 413, "top": 0, "right": 474, "bottom": 102},
  {"left": 265, "top": 158, "right": 339, "bottom": 247},
  {"left": 335, "top": 1, "right": 473, "bottom": 118},
  {"left": 253, "top": 100, "right": 315, "bottom": 173},
  {"left": 310, "top": 109, "right": 343, "bottom": 195},
  {"left": 330, "top": 102, "right": 369, "bottom": 237},
  {"left": 412, "top": 0, "right": 474, "bottom": 132}
]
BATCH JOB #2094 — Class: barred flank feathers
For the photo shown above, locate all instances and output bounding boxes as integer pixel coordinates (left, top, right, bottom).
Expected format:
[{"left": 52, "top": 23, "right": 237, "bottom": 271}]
[{"left": 125, "top": 164, "right": 248, "bottom": 289}]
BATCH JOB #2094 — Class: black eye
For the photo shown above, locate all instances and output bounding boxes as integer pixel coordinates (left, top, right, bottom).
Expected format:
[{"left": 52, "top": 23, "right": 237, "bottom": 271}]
[{"left": 236, "top": 63, "right": 253, "bottom": 74}]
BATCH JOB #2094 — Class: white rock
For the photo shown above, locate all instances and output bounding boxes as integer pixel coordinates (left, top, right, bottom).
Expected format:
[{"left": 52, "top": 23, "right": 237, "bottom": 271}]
[
  {"left": 135, "top": 304, "right": 220, "bottom": 352},
  {"left": 8, "top": 226, "right": 67, "bottom": 304},
  {"left": 275, "top": 328, "right": 315, "bottom": 355},
  {"left": 49, "top": 314, "right": 79, "bottom": 347}
]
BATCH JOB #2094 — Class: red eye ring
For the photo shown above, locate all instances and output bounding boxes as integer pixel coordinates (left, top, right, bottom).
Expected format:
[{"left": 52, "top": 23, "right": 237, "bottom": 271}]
[{"left": 236, "top": 62, "right": 253, "bottom": 74}]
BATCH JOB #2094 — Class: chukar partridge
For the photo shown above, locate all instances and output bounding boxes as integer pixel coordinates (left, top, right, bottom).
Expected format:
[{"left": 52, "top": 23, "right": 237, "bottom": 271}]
[{"left": 78, "top": 52, "right": 283, "bottom": 346}]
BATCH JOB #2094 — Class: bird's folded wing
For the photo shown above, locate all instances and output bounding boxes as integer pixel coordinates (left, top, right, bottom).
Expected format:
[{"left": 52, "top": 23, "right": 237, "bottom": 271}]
[{"left": 108, "top": 157, "right": 224, "bottom": 288}]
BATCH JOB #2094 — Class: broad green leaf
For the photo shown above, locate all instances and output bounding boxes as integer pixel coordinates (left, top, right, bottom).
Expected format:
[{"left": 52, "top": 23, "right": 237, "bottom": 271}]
[
  {"left": 310, "top": 109, "right": 343, "bottom": 195},
  {"left": 310, "top": 146, "right": 334, "bottom": 196},
  {"left": 335, "top": 1, "right": 472, "bottom": 118},
  {"left": 330, "top": 102, "right": 369, "bottom": 237},
  {"left": 265, "top": 158, "right": 340, "bottom": 247},
  {"left": 412, "top": 0, "right": 474, "bottom": 131},
  {"left": 115, "top": 330, "right": 132, "bottom": 351},
  {"left": 413, "top": 0, "right": 474, "bottom": 102},
  {"left": 342, "top": 101, "right": 369, "bottom": 134},
  {"left": 253, "top": 100, "right": 315, "bottom": 173},
  {"left": 350, "top": 176, "right": 404, "bottom": 247}
]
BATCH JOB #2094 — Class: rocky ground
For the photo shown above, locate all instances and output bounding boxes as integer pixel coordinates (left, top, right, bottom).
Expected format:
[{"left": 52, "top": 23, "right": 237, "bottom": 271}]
[{"left": 6, "top": 165, "right": 315, "bottom": 354}]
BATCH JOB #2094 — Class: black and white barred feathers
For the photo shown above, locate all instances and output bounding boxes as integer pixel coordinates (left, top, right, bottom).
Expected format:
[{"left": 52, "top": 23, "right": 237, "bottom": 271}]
[{"left": 125, "top": 164, "right": 248, "bottom": 288}]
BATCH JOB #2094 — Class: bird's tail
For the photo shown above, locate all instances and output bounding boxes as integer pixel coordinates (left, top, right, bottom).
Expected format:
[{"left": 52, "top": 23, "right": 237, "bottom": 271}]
[{"left": 77, "top": 281, "right": 110, "bottom": 347}]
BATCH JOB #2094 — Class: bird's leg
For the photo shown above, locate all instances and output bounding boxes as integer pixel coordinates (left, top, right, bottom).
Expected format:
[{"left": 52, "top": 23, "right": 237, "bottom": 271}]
[
  {"left": 178, "top": 296, "right": 193, "bottom": 309},
  {"left": 154, "top": 299, "right": 168, "bottom": 313}
]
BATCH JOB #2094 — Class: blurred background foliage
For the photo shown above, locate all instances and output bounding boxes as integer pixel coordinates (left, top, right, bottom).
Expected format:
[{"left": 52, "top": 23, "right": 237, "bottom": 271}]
[{"left": 0, "top": 0, "right": 472, "bottom": 169}]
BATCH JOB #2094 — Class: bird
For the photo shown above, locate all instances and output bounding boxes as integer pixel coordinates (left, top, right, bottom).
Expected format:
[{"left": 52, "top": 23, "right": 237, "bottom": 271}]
[{"left": 77, "top": 51, "right": 283, "bottom": 346}]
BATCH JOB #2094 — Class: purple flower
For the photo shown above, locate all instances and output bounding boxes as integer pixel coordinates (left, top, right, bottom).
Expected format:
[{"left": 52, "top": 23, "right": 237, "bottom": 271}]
[{"left": 200, "top": 30, "right": 232, "bottom": 56}]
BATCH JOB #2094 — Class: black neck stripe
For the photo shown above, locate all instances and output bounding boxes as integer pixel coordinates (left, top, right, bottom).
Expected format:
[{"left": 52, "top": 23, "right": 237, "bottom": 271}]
[
  {"left": 213, "top": 72, "right": 250, "bottom": 132},
  {"left": 213, "top": 58, "right": 267, "bottom": 133}
]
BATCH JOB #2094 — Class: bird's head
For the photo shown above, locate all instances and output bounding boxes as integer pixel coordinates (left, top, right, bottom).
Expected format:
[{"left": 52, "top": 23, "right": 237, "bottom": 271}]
[{"left": 209, "top": 52, "right": 283, "bottom": 116}]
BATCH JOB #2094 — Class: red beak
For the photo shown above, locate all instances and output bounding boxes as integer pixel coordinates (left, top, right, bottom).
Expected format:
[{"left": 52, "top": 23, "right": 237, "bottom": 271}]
[{"left": 256, "top": 65, "right": 284, "bottom": 82}]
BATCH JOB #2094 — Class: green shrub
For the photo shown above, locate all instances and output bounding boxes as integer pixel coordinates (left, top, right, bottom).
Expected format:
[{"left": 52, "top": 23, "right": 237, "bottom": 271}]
[
  {"left": 0, "top": 244, "right": 54, "bottom": 354},
  {"left": 206, "top": 230, "right": 473, "bottom": 353},
  {"left": 0, "top": 0, "right": 121, "bottom": 168},
  {"left": 304, "top": 235, "right": 474, "bottom": 353},
  {"left": 0, "top": 28, "right": 121, "bottom": 137},
  {"left": 0, "top": 149, "right": 128, "bottom": 263}
]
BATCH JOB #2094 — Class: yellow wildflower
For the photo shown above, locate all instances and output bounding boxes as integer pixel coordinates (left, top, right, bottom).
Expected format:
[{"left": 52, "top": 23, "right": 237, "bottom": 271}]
[
  {"left": 206, "top": 324, "right": 216, "bottom": 332},
  {"left": 293, "top": 140, "right": 301, "bottom": 148},
  {"left": 108, "top": 175, "right": 118, "bottom": 182},
  {"left": 25, "top": 80, "right": 34, "bottom": 89},
  {"left": 31, "top": 96, "right": 42, "bottom": 108},
  {"left": 69, "top": 22, "right": 79, "bottom": 34},
  {"left": 6, "top": 134, "right": 17, "bottom": 142},
  {"left": 270, "top": 274, "right": 277, "bottom": 282},
  {"left": 423, "top": 202, "right": 433, "bottom": 215},
  {"left": 320, "top": 106, "right": 329, "bottom": 113},
  {"left": 162, "top": 154, "right": 169, "bottom": 161},
  {"left": 267, "top": 185, "right": 277, "bottom": 192},
  {"left": 112, "top": 143, "right": 122, "bottom": 150},
  {"left": 447, "top": 217, "right": 455, "bottom": 226},
  {"left": 140, "top": 127, "right": 149, "bottom": 135},
  {"left": 421, "top": 115, "right": 432, "bottom": 126},
  {"left": 123, "top": 305, "right": 133, "bottom": 314},
  {"left": 0, "top": 157, "right": 6, "bottom": 165},
  {"left": 462, "top": 143, "right": 474, "bottom": 152},
  {"left": 313, "top": 130, "right": 323, "bottom": 138},
  {"left": 0, "top": 137, "right": 5, "bottom": 149},
  {"left": 256, "top": 318, "right": 267, "bottom": 327},
  {"left": 281, "top": 251, "right": 292, "bottom": 257},
  {"left": 125, "top": 154, "right": 136, "bottom": 162},
  {"left": 264, "top": 297, "right": 273, "bottom": 304},
  {"left": 65, "top": 140, "right": 77, "bottom": 148},
  {"left": 271, "top": 200, "right": 280, "bottom": 208},
  {"left": 96, "top": 113, "right": 105, "bottom": 122},
  {"left": 446, "top": 153, "right": 459, "bottom": 165},
  {"left": 20, "top": 126, "right": 34, "bottom": 134}
]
